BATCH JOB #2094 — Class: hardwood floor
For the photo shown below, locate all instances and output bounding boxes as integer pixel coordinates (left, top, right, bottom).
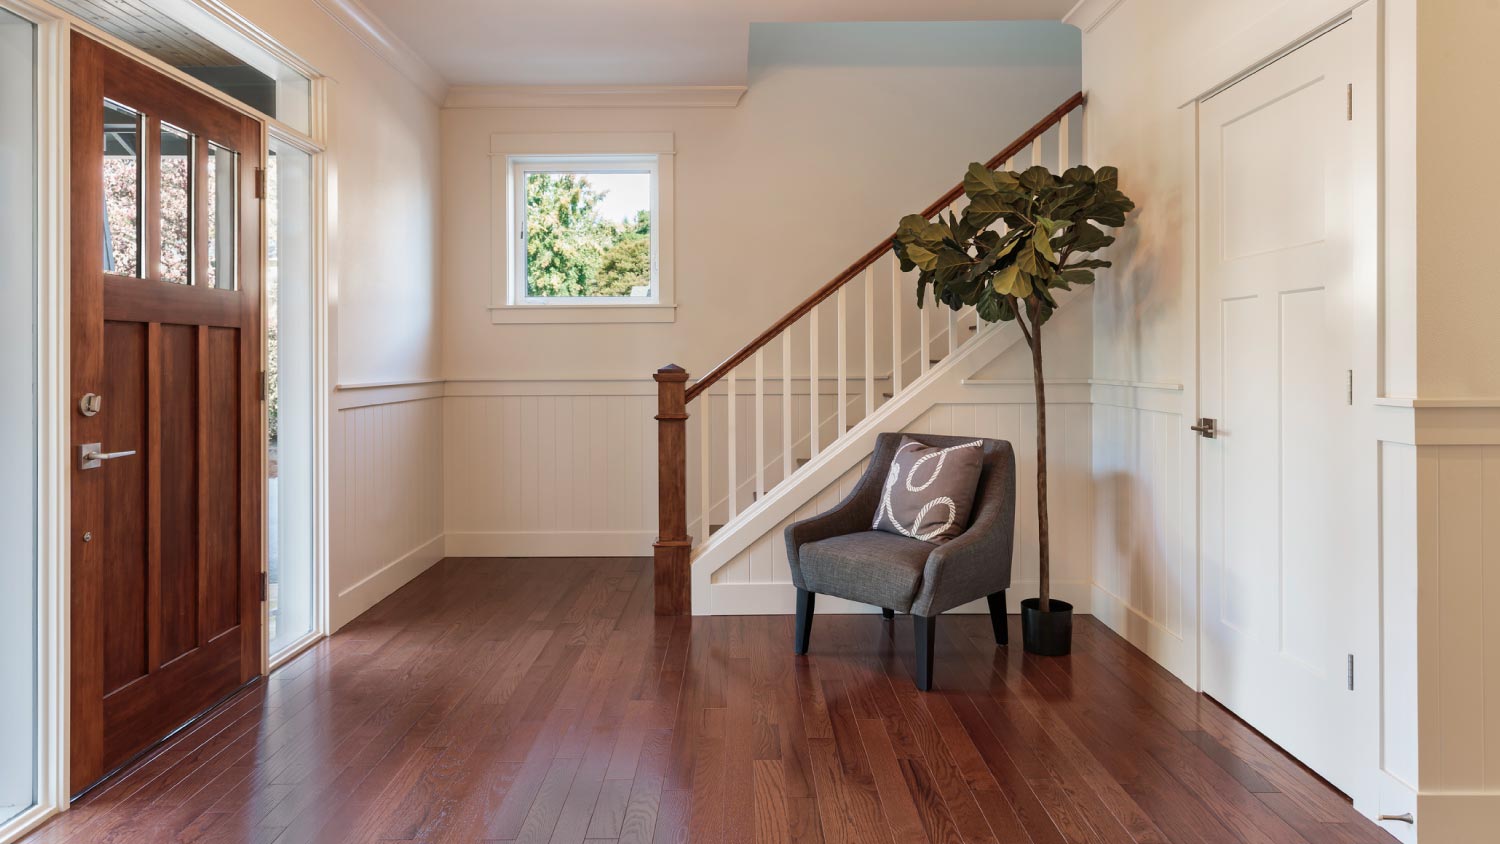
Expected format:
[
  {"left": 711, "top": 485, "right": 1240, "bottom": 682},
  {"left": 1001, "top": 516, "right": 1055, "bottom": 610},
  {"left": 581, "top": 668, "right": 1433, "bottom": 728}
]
[{"left": 23, "top": 557, "right": 1395, "bottom": 844}]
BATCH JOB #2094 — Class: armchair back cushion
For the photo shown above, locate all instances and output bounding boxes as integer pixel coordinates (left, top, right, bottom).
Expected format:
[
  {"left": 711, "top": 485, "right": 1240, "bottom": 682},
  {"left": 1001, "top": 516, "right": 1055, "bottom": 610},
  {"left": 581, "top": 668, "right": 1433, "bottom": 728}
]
[{"left": 871, "top": 436, "right": 985, "bottom": 544}]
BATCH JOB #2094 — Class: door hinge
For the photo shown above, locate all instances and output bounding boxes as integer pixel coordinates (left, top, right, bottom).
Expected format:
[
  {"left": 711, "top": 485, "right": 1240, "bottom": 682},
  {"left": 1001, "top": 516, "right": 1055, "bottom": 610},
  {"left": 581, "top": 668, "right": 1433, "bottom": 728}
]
[
  {"left": 1347, "top": 370, "right": 1354, "bottom": 405},
  {"left": 254, "top": 167, "right": 266, "bottom": 199},
  {"left": 1347, "top": 653, "right": 1355, "bottom": 690},
  {"left": 260, "top": 571, "right": 268, "bottom": 602},
  {"left": 259, "top": 370, "right": 267, "bottom": 401},
  {"left": 1346, "top": 83, "right": 1353, "bottom": 120}
]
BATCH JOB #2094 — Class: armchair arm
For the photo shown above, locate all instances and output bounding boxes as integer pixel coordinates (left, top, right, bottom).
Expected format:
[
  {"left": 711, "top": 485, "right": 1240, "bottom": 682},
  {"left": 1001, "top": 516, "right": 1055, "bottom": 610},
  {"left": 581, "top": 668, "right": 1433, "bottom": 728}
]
[
  {"left": 783, "top": 433, "right": 902, "bottom": 589},
  {"left": 909, "top": 442, "right": 1016, "bottom": 616}
]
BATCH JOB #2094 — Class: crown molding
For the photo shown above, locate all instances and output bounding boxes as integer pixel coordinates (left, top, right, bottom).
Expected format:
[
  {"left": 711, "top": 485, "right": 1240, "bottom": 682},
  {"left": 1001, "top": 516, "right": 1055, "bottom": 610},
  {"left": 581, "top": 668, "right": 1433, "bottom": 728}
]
[
  {"left": 445, "top": 84, "right": 748, "bottom": 110},
  {"left": 1062, "top": 0, "right": 1127, "bottom": 33},
  {"left": 312, "top": 0, "right": 448, "bottom": 103}
]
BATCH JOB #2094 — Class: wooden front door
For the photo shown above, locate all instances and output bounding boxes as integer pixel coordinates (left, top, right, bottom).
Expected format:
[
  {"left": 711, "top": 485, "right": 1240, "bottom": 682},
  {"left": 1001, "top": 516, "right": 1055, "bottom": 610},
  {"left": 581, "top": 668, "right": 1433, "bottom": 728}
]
[{"left": 69, "top": 33, "right": 263, "bottom": 794}]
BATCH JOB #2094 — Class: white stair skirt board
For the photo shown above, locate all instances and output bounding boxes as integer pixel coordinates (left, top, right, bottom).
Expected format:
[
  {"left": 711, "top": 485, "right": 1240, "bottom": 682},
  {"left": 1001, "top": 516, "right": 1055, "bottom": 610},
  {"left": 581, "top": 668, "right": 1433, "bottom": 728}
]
[
  {"left": 690, "top": 318, "right": 1027, "bottom": 615},
  {"left": 709, "top": 579, "right": 1093, "bottom": 617},
  {"left": 444, "top": 530, "right": 654, "bottom": 558}
]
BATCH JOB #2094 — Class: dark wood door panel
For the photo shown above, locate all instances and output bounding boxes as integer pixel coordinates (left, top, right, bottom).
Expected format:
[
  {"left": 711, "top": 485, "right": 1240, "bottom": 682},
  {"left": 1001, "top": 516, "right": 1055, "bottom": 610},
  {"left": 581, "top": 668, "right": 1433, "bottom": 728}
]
[
  {"left": 159, "top": 322, "right": 200, "bottom": 664},
  {"left": 205, "top": 326, "right": 241, "bottom": 639},
  {"left": 101, "top": 320, "right": 148, "bottom": 695},
  {"left": 71, "top": 32, "right": 263, "bottom": 793},
  {"left": 101, "top": 630, "right": 242, "bottom": 767}
]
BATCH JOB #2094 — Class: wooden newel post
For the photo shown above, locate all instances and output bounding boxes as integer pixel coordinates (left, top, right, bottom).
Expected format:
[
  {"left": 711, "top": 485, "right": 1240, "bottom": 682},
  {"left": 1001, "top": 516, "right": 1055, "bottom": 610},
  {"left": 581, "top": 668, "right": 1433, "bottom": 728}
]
[{"left": 654, "top": 364, "right": 692, "bottom": 615}]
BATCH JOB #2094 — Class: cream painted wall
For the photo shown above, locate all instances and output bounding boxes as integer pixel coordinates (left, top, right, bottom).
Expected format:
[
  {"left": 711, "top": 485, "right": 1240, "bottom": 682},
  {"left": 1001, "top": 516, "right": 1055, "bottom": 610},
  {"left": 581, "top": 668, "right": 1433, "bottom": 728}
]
[
  {"left": 227, "top": 0, "right": 442, "bottom": 388},
  {"left": 1413, "top": 2, "right": 1500, "bottom": 399},
  {"left": 438, "top": 22, "right": 1082, "bottom": 383}
]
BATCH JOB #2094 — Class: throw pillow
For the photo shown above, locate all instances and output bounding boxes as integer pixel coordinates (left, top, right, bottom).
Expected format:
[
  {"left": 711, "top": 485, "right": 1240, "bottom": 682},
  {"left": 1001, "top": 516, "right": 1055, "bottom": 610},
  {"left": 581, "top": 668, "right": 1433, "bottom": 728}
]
[{"left": 871, "top": 436, "right": 985, "bottom": 544}]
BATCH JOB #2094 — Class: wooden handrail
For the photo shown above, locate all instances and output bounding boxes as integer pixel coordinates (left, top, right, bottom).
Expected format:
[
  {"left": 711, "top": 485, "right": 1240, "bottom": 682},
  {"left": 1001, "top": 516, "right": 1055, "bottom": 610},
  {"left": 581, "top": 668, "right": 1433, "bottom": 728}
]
[{"left": 683, "top": 90, "right": 1085, "bottom": 404}]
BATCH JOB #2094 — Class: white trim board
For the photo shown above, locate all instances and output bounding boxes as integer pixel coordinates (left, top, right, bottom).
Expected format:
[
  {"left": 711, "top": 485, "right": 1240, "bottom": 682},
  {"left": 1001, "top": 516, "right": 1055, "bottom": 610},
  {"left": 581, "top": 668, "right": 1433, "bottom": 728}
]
[
  {"left": 445, "top": 531, "right": 654, "bottom": 559},
  {"left": 331, "top": 533, "right": 445, "bottom": 630}
]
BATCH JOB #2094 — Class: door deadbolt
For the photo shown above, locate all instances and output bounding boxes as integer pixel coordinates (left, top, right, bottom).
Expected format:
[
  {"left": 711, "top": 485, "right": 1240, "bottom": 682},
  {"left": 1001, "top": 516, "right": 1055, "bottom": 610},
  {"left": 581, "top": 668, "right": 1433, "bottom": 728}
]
[{"left": 79, "top": 393, "right": 102, "bottom": 417}]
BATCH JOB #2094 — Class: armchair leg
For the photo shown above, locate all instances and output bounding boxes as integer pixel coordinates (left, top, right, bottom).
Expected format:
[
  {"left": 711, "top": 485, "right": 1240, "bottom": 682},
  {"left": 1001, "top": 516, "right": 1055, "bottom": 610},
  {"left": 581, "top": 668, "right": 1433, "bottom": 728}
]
[
  {"left": 881, "top": 607, "right": 894, "bottom": 620},
  {"left": 986, "top": 590, "right": 1009, "bottom": 646},
  {"left": 795, "top": 589, "right": 816, "bottom": 655},
  {"left": 913, "top": 615, "right": 936, "bottom": 691}
]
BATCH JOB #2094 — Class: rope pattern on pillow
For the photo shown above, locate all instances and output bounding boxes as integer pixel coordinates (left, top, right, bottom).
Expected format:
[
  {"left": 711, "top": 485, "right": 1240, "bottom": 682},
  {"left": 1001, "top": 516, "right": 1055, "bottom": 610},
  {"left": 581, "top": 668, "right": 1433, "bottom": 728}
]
[{"left": 873, "top": 440, "right": 984, "bottom": 541}]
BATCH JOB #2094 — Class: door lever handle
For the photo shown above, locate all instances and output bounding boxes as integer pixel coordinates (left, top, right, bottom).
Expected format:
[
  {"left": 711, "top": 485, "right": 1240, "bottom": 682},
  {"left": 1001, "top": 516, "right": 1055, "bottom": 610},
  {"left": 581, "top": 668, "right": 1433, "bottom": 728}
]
[
  {"left": 79, "top": 443, "right": 137, "bottom": 470},
  {"left": 1190, "top": 418, "right": 1218, "bottom": 439}
]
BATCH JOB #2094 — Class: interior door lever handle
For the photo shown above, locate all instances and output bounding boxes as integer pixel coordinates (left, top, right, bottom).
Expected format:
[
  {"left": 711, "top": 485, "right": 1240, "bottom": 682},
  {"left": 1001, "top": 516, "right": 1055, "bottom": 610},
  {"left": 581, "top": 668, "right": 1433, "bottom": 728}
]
[
  {"left": 1190, "top": 418, "right": 1218, "bottom": 439},
  {"left": 79, "top": 443, "right": 137, "bottom": 470}
]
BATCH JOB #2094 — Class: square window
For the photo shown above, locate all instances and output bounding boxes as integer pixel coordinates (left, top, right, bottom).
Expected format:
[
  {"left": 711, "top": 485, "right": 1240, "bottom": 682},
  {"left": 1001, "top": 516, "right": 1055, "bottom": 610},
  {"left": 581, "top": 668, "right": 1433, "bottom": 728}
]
[
  {"left": 511, "top": 156, "right": 659, "bottom": 304},
  {"left": 491, "top": 133, "right": 675, "bottom": 324}
]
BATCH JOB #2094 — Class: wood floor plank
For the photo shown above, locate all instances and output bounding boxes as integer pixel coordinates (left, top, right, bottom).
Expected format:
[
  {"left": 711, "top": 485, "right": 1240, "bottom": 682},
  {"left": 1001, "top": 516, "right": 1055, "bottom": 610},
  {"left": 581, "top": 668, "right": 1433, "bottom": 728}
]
[{"left": 21, "top": 559, "right": 1396, "bottom": 844}]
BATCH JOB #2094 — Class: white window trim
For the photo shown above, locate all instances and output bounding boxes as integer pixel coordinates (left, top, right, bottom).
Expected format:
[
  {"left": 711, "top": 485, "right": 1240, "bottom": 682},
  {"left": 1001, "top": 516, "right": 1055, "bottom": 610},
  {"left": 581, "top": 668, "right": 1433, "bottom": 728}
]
[{"left": 490, "top": 132, "right": 675, "bottom": 324}]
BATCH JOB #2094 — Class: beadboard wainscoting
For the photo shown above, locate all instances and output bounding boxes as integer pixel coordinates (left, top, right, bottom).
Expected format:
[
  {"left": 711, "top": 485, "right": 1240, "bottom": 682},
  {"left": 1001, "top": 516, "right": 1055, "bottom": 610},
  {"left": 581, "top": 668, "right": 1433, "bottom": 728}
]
[
  {"left": 1088, "top": 381, "right": 1196, "bottom": 683},
  {"left": 1401, "top": 407, "right": 1500, "bottom": 839},
  {"left": 443, "top": 381, "right": 659, "bottom": 557},
  {"left": 330, "top": 383, "right": 446, "bottom": 630},
  {"left": 703, "top": 388, "right": 1095, "bottom": 616}
]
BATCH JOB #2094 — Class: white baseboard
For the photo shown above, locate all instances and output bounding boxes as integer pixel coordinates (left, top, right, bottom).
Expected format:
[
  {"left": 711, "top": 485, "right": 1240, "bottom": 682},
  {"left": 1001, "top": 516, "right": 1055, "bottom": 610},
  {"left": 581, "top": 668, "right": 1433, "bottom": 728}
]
[
  {"left": 704, "top": 579, "right": 1094, "bottom": 616},
  {"left": 444, "top": 530, "right": 654, "bottom": 558},
  {"left": 331, "top": 533, "right": 446, "bottom": 631},
  {"left": 1088, "top": 583, "right": 1197, "bottom": 688}
]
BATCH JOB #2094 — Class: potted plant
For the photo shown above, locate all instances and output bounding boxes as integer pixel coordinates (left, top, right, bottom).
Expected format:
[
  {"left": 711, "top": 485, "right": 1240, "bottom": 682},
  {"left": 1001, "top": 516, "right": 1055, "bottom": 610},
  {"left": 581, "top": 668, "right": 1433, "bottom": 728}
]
[{"left": 892, "top": 163, "right": 1135, "bottom": 655}]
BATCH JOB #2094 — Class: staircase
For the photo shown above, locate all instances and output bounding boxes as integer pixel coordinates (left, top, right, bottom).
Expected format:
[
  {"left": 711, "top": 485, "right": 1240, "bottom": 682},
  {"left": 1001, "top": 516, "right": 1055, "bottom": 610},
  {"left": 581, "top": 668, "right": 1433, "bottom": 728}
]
[{"left": 651, "top": 92, "right": 1086, "bottom": 615}]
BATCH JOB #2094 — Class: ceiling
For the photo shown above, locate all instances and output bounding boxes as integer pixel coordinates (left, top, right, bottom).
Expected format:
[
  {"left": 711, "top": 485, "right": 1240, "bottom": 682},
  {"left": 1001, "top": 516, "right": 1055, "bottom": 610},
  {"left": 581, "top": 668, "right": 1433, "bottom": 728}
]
[{"left": 357, "top": 0, "right": 1078, "bottom": 87}]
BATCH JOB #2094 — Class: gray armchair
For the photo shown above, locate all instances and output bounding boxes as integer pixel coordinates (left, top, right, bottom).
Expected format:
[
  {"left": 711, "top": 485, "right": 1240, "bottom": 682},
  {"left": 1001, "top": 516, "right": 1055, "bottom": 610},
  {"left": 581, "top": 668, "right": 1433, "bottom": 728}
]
[{"left": 784, "top": 432, "right": 1016, "bottom": 690}]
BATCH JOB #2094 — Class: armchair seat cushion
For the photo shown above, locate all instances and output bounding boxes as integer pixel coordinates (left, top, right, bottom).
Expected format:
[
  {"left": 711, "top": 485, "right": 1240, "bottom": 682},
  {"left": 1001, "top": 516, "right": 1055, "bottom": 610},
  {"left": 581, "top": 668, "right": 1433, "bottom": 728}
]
[{"left": 796, "top": 530, "right": 934, "bottom": 612}]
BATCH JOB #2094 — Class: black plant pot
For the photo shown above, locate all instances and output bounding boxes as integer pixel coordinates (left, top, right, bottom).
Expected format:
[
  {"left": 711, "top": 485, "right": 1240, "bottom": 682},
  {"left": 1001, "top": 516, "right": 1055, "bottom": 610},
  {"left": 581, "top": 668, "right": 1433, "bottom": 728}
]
[{"left": 1020, "top": 598, "right": 1073, "bottom": 656}]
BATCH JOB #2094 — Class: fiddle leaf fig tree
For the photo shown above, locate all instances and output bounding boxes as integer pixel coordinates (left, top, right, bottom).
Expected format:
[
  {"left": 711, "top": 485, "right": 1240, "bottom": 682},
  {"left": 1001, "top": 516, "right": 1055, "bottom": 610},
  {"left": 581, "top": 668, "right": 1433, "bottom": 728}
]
[{"left": 892, "top": 164, "right": 1135, "bottom": 612}]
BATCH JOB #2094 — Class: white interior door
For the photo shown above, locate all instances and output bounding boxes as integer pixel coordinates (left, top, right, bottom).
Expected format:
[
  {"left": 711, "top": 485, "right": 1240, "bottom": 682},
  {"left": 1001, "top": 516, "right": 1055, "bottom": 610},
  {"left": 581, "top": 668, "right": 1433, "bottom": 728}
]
[{"left": 1198, "top": 21, "right": 1360, "bottom": 794}]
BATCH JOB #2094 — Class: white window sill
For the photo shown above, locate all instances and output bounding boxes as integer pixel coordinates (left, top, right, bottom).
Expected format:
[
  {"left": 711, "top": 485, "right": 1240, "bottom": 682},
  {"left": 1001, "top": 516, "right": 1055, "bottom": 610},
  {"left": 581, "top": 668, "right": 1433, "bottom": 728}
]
[{"left": 490, "top": 303, "right": 677, "bottom": 324}]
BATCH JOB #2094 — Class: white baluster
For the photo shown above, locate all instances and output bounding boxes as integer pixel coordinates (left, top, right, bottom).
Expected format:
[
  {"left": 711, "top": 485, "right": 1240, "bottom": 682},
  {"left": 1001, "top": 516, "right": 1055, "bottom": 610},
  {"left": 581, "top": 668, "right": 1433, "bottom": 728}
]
[
  {"left": 755, "top": 349, "right": 765, "bottom": 502},
  {"left": 1058, "top": 112, "right": 1070, "bottom": 170},
  {"left": 727, "top": 367, "right": 738, "bottom": 519},
  {"left": 699, "top": 392, "right": 711, "bottom": 544},
  {"left": 947, "top": 308, "right": 957, "bottom": 357},
  {"left": 1031, "top": 139, "right": 1043, "bottom": 168},
  {"left": 809, "top": 306, "right": 820, "bottom": 459},
  {"left": 837, "top": 285, "right": 847, "bottom": 437},
  {"left": 919, "top": 295, "right": 930, "bottom": 376},
  {"left": 890, "top": 255, "right": 903, "bottom": 395},
  {"left": 864, "top": 268, "right": 875, "bottom": 419},
  {"left": 782, "top": 331, "right": 793, "bottom": 480}
]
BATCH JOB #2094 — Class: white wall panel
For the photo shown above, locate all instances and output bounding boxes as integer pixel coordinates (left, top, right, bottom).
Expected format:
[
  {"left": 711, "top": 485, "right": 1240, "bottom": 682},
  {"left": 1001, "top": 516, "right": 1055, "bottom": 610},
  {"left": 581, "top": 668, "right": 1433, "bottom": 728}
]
[
  {"left": 443, "top": 391, "right": 658, "bottom": 556},
  {"left": 329, "top": 395, "right": 445, "bottom": 629}
]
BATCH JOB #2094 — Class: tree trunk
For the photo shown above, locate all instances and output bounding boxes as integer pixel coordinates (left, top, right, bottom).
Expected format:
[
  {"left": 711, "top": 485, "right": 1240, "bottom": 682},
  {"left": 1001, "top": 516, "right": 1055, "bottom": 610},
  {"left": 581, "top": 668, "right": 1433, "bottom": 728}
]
[{"left": 1028, "top": 310, "right": 1050, "bottom": 613}]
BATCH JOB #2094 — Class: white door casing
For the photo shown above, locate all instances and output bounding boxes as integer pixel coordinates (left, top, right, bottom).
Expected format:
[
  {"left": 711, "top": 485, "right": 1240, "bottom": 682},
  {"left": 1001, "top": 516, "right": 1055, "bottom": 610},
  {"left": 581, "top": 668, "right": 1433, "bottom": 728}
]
[{"left": 1198, "top": 21, "right": 1361, "bottom": 795}]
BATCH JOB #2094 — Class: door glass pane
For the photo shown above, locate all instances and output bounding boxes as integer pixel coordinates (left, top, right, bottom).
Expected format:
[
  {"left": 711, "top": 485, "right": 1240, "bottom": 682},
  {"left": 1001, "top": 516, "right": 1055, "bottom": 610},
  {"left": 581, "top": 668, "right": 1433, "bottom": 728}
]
[
  {"left": 103, "top": 100, "right": 141, "bottom": 277},
  {"left": 0, "top": 6, "right": 37, "bottom": 825},
  {"left": 159, "top": 123, "right": 193, "bottom": 284},
  {"left": 267, "top": 139, "right": 315, "bottom": 655},
  {"left": 205, "top": 143, "right": 237, "bottom": 289}
]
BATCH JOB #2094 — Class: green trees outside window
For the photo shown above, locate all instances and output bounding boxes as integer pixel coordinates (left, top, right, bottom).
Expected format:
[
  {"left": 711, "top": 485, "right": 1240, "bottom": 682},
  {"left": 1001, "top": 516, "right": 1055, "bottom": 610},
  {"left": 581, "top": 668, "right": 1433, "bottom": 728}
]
[{"left": 524, "top": 172, "right": 652, "bottom": 298}]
